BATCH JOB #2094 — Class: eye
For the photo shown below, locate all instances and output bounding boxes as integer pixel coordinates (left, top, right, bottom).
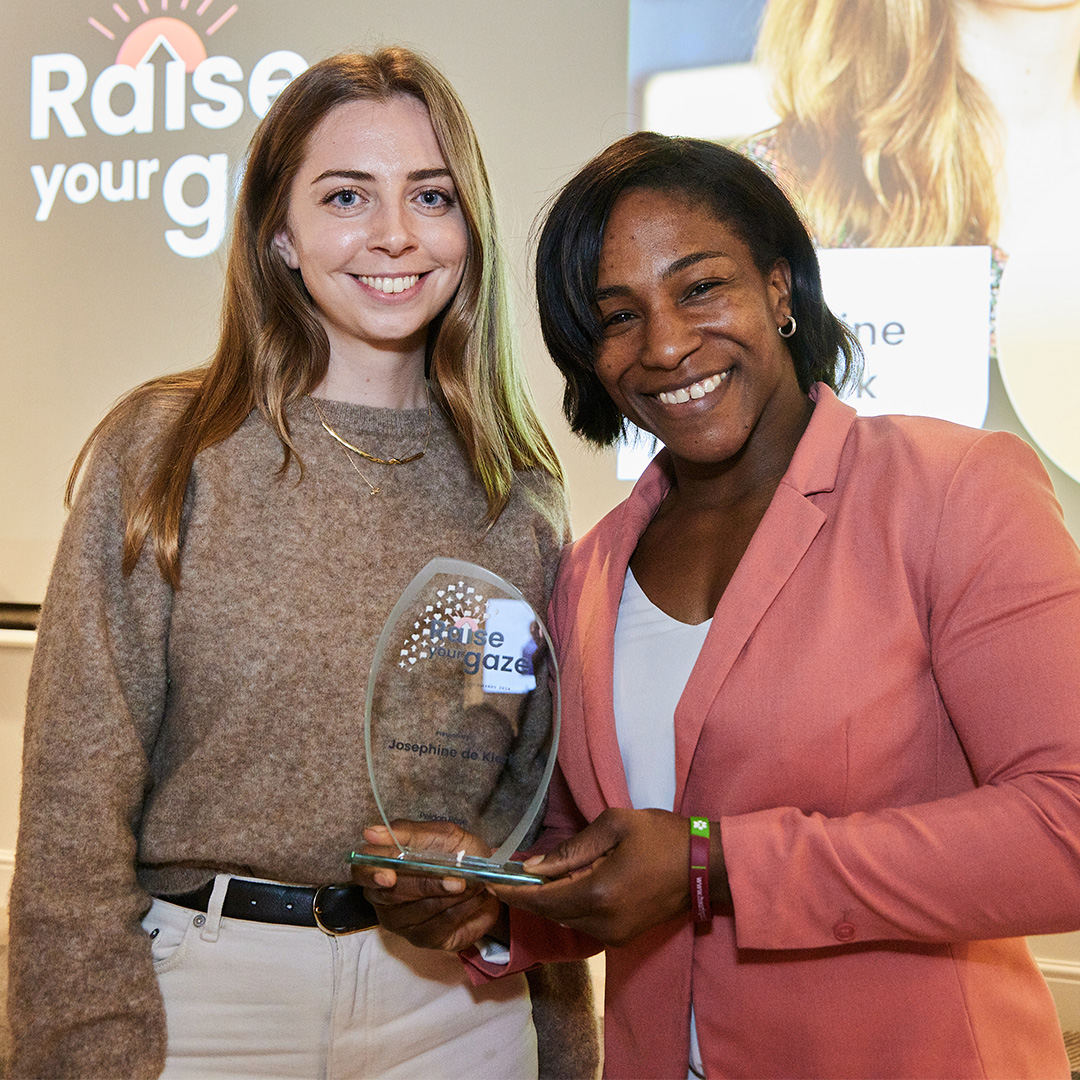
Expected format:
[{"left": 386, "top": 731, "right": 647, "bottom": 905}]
[
  {"left": 415, "top": 187, "right": 456, "bottom": 211},
  {"left": 599, "top": 309, "right": 636, "bottom": 333},
  {"left": 684, "top": 279, "right": 723, "bottom": 301},
  {"left": 324, "top": 188, "right": 362, "bottom": 209}
]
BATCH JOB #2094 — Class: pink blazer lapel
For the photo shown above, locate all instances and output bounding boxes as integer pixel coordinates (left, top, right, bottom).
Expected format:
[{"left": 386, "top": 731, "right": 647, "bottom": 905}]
[
  {"left": 673, "top": 485, "right": 827, "bottom": 809},
  {"left": 569, "top": 387, "right": 855, "bottom": 815},
  {"left": 672, "top": 386, "right": 855, "bottom": 810}
]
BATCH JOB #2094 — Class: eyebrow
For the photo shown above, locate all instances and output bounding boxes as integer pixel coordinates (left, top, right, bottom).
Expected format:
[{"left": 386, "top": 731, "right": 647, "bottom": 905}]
[
  {"left": 594, "top": 250, "right": 731, "bottom": 303},
  {"left": 310, "top": 167, "right": 454, "bottom": 185}
]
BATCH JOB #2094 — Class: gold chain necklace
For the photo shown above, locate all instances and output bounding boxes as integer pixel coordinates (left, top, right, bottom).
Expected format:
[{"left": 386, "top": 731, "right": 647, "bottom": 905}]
[{"left": 308, "top": 391, "right": 432, "bottom": 497}]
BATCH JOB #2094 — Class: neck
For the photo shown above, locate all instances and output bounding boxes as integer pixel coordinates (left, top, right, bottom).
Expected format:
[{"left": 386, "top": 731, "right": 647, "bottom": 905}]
[
  {"left": 314, "top": 329, "right": 429, "bottom": 409},
  {"left": 955, "top": 2, "right": 1080, "bottom": 125},
  {"left": 665, "top": 394, "right": 814, "bottom": 514}
]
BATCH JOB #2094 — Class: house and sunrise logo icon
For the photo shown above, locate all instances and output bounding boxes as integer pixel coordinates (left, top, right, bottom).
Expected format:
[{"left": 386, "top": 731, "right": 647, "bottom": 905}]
[{"left": 88, "top": 0, "right": 239, "bottom": 71}]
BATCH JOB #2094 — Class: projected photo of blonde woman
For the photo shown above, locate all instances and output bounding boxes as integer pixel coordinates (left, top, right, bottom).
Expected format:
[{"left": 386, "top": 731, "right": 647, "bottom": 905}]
[{"left": 750, "top": 0, "right": 1080, "bottom": 481}]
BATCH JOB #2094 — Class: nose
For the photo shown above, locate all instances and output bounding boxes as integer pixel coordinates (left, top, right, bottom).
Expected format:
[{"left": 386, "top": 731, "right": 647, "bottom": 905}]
[
  {"left": 641, "top": 304, "right": 701, "bottom": 370},
  {"left": 367, "top": 198, "right": 417, "bottom": 257}
]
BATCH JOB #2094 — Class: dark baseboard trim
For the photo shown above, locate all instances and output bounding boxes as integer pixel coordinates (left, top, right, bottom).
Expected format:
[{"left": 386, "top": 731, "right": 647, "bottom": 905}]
[{"left": 0, "top": 603, "right": 41, "bottom": 631}]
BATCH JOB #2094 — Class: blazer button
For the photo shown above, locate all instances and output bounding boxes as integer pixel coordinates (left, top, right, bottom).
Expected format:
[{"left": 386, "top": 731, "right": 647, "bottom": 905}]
[{"left": 833, "top": 921, "right": 856, "bottom": 942}]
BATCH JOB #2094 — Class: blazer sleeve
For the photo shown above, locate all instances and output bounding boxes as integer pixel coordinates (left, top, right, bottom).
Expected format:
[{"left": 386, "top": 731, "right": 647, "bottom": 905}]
[
  {"left": 8, "top": 426, "right": 173, "bottom": 1079},
  {"left": 723, "top": 432, "right": 1080, "bottom": 951}
]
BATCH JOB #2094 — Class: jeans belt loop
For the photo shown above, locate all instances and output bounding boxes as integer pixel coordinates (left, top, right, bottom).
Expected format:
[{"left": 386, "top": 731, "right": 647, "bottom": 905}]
[{"left": 201, "top": 873, "right": 231, "bottom": 942}]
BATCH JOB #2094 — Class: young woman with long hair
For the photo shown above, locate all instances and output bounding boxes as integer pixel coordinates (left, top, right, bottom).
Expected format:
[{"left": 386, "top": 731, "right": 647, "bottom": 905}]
[
  {"left": 753, "top": 0, "right": 999, "bottom": 247},
  {"left": 7, "top": 47, "right": 597, "bottom": 1080}
]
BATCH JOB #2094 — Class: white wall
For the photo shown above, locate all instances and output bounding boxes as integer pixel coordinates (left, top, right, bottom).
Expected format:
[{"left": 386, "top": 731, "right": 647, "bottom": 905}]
[{"left": 1031, "top": 932, "right": 1080, "bottom": 1034}]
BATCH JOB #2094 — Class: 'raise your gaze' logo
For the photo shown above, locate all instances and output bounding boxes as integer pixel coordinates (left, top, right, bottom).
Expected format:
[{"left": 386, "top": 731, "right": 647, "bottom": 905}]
[{"left": 30, "top": 1, "right": 307, "bottom": 257}]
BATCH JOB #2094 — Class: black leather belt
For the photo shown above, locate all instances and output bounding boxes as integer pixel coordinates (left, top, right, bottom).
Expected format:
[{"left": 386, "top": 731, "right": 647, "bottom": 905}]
[{"left": 157, "top": 878, "right": 379, "bottom": 935}]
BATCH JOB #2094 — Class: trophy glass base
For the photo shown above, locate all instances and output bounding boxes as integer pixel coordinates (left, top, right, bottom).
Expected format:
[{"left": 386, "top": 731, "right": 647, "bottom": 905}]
[{"left": 350, "top": 844, "right": 543, "bottom": 886}]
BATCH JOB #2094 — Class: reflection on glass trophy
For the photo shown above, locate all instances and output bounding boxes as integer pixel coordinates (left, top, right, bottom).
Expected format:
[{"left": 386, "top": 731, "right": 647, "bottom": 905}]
[{"left": 350, "top": 558, "right": 560, "bottom": 884}]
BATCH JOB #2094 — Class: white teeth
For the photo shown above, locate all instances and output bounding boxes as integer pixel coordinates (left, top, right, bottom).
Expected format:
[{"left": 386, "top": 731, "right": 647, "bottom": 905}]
[
  {"left": 657, "top": 370, "right": 728, "bottom": 406},
  {"left": 358, "top": 274, "right": 420, "bottom": 294}
]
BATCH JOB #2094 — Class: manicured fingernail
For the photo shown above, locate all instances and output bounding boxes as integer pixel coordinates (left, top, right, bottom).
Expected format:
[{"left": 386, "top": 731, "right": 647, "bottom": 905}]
[
  {"left": 523, "top": 854, "right": 545, "bottom": 867},
  {"left": 442, "top": 877, "right": 466, "bottom": 893},
  {"left": 374, "top": 871, "right": 394, "bottom": 887}
]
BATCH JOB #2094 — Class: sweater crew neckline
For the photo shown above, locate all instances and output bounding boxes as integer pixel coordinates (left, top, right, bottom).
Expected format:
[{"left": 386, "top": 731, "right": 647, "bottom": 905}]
[{"left": 299, "top": 391, "right": 442, "bottom": 442}]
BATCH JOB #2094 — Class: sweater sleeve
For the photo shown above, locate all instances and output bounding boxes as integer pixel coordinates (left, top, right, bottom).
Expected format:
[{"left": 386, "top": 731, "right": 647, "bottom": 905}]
[
  {"left": 527, "top": 467, "right": 574, "bottom": 607},
  {"left": 8, "top": 424, "right": 174, "bottom": 1079},
  {"left": 724, "top": 432, "right": 1080, "bottom": 950}
]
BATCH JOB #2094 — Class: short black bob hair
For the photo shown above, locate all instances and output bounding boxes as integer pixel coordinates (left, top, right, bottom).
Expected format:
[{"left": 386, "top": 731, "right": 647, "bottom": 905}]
[{"left": 536, "top": 132, "right": 861, "bottom": 446}]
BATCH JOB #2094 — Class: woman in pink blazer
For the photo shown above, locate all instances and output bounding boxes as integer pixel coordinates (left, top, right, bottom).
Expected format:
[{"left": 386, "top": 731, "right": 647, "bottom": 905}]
[{"left": 363, "top": 134, "right": 1080, "bottom": 1079}]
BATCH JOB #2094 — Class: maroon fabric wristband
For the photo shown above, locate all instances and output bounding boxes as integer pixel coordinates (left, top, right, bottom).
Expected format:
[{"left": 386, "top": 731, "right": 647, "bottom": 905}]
[{"left": 689, "top": 816, "right": 712, "bottom": 922}]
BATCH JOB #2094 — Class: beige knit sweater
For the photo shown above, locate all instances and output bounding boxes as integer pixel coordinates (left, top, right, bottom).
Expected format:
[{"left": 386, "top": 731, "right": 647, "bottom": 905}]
[{"left": 8, "top": 392, "right": 597, "bottom": 1079}]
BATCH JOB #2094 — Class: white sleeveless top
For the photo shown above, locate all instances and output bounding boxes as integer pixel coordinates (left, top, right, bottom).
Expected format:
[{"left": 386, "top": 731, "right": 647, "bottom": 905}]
[{"left": 613, "top": 567, "right": 712, "bottom": 811}]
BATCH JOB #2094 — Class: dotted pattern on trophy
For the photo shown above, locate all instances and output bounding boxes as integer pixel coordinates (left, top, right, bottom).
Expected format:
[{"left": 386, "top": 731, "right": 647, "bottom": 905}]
[{"left": 399, "top": 579, "right": 487, "bottom": 669}]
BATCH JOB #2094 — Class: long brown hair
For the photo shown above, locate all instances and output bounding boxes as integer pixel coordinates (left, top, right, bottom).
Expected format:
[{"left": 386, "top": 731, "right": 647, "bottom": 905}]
[
  {"left": 69, "top": 48, "right": 562, "bottom": 587},
  {"left": 756, "top": 0, "right": 1001, "bottom": 247}
]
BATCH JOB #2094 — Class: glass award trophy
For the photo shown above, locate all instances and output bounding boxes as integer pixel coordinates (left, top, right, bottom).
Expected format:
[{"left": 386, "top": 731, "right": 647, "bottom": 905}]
[{"left": 350, "top": 558, "right": 560, "bottom": 885}]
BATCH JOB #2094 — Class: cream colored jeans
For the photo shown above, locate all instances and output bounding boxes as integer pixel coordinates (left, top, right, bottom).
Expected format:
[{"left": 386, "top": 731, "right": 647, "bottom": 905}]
[{"left": 143, "top": 875, "right": 537, "bottom": 1080}]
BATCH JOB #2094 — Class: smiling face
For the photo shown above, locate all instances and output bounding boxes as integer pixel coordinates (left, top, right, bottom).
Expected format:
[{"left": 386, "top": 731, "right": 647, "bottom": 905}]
[
  {"left": 274, "top": 94, "right": 469, "bottom": 374},
  {"left": 594, "top": 187, "right": 810, "bottom": 475}
]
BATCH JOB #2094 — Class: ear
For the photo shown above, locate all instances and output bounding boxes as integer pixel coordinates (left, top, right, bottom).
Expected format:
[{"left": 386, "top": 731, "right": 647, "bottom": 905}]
[
  {"left": 768, "top": 258, "right": 793, "bottom": 326},
  {"left": 273, "top": 229, "right": 300, "bottom": 270}
]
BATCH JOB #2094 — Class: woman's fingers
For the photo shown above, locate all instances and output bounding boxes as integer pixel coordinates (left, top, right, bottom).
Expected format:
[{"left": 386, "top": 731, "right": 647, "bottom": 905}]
[
  {"left": 364, "top": 819, "right": 493, "bottom": 857},
  {"left": 491, "top": 808, "right": 692, "bottom": 945},
  {"left": 357, "top": 822, "right": 500, "bottom": 950},
  {"left": 353, "top": 819, "right": 494, "bottom": 897},
  {"left": 522, "top": 812, "right": 625, "bottom": 876},
  {"left": 370, "top": 887, "right": 502, "bottom": 952}
]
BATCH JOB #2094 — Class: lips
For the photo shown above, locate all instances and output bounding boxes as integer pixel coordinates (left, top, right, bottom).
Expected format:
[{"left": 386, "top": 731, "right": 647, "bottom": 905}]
[{"left": 656, "top": 369, "right": 729, "bottom": 405}]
